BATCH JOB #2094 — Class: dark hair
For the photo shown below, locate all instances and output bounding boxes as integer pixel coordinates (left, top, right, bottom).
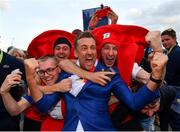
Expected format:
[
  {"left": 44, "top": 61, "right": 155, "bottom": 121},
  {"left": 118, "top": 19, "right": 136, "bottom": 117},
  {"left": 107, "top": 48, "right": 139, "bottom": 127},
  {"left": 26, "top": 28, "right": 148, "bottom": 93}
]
[
  {"left": 7, "top": 46, "right": 14, "bottom": 53},
  {"left": 161, "top": 28, "right": 177, "bottom": 39},
  {"left": 74, "top": 31, "right": 96, "bottom": 49},
  {"left": 54, "top": 37, "right": 71, "bottom": 49},
  {"left": 72, "top": 29, "right": 82, "bottom": 36}
]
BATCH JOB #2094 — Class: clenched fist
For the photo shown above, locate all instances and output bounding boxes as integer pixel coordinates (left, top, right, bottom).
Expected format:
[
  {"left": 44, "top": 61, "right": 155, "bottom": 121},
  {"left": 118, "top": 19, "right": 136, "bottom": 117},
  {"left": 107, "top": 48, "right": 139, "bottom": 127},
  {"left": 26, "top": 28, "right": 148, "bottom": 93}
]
[
  {"left": 56, "top": 78, "right": 72, "bottom": 93},
  {"left": 0, "top": 73, "right": 22, "bottom": 94},
  {"left": 145, "top": 31, "right": 163, "bottom": 52},
  {"left": 150, "top": 52, "right": 168, "bottom": 79}
]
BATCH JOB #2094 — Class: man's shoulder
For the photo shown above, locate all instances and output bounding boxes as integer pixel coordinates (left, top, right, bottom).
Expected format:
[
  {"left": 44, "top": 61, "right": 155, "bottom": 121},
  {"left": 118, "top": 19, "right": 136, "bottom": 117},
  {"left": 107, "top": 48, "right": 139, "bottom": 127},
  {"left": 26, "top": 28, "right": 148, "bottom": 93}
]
[
  {"left": 173, "top": 45, "right": 180, "bottom": 53},
  {"left": 169, "top": 46, "right": 180, "bottom": 60},
  {"left": 96, "top": 61, "right": 119, "bottom": 72},
  {"left": 3, "top": 52, "right": 24, "bottom": 66},
  {"left": 95, "top": 61, "right": 106, "bottom": 71},
  {"left": 58, "top": 71, "right": 71, "bottom": 80}
]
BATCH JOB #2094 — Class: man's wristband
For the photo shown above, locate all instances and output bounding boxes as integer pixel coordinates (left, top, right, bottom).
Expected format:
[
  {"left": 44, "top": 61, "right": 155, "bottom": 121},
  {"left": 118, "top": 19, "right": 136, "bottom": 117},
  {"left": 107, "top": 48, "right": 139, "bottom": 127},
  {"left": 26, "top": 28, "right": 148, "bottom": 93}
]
[{"left": 150, "top": 75, "right": 162, "bottom": 84}]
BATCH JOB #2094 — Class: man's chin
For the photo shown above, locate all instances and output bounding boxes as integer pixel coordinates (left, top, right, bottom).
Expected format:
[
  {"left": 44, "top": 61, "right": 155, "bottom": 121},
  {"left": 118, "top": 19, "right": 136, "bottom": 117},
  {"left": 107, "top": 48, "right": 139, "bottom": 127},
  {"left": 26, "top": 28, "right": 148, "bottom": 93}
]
[
  {"left": 105, "top": 60, "right": 115, "bottom": 67},
  {"left": 57, "top": 57, "right": 65, "bottom": 61},
  {"left": 45, "top": 81, "right": 55, "bottom": 86},
  {"left": 105, "top": 63, "right": 114, "bottom": 67},
  {"left": 84, "top": 64, "right": 94, "bottom": 71}
]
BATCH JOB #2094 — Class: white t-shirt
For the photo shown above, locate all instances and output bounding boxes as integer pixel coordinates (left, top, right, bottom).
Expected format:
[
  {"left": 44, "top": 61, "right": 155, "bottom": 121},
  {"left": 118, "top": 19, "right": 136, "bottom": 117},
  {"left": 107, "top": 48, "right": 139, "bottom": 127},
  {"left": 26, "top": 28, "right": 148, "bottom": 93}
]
[{"left": 132, "top": 62, "right": 142, "bottom": 79}]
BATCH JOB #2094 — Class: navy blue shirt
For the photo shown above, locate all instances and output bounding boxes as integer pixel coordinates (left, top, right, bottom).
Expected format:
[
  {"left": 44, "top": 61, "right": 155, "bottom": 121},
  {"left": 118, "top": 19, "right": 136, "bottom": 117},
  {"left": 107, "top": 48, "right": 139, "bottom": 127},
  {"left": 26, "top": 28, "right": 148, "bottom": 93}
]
[
  {"left": 0, "top": 51, "right": 26, "bottom": 130},
  {"left": 165, "top": 45, "right": 180, "bottom": 86}
]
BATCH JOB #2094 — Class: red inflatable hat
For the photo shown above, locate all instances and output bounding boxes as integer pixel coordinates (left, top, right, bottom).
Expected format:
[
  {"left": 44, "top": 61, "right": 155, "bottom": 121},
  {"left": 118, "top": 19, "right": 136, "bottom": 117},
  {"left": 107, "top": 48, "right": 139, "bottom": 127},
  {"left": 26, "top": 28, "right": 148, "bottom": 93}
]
[
  {"left": 27, "top": 30, "right": 75, "bottom": 59},
  {"left": 92, "top": 24, "right": 149, "bottom": 85}
]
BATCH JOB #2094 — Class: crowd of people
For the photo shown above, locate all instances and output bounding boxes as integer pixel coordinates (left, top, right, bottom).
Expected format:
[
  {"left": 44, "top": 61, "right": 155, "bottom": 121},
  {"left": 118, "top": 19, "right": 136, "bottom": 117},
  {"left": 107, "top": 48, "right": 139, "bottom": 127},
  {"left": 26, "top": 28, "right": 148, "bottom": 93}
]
[{"left": 0, "top": 6, "right": 179, "bottom": 131}]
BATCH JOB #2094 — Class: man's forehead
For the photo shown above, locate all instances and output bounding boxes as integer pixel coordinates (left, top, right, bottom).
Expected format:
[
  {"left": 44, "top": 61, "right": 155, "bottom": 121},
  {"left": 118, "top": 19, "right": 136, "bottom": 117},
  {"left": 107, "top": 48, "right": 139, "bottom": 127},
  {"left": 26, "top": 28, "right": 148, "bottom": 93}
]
[
  {"left": 80, "top": 43, "right": 96, "bottom": 47},
  {"left": 103, "top": 43, "right": 117, "bottom": 47},
  {"left": 39, "top": 59, "right": 56, "bottom": 64},
  {"left": 55, "top": 43, "right": 70, "bottom": 48},
  {"left": 39, "top": 61, "right": 56, "bottom": 69},
  {"left": 78, "top": 38, "right": 96, "bottom": 46}
]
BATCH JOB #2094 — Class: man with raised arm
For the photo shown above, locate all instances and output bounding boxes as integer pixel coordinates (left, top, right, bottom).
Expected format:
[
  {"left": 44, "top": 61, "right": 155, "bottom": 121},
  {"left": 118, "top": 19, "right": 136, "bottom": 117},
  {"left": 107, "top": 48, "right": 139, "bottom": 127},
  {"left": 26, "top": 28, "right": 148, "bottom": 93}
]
[{"left": 25, "top": 31, "right": 167, "bottom": 131}]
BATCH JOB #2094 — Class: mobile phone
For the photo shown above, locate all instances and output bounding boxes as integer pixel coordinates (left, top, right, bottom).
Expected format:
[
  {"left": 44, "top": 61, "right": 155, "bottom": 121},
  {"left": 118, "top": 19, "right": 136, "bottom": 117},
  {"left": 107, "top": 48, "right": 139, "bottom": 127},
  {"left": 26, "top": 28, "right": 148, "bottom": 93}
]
[
  {"left": 95, "top": 7, "right": 111, "bottom": 18},
  {"left": 11, "top": 69, "right": 20, "bottom": 74},
  {"left": 11, "top": 69, "right": 23, "bottom": 87}
]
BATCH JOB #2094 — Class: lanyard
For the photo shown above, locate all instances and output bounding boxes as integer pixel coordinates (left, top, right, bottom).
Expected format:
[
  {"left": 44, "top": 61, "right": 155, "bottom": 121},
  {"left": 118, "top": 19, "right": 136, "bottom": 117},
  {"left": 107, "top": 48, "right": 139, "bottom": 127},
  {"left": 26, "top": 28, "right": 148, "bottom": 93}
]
[{"left": 0, "top": 50, "right": 3, "bottom": 64}]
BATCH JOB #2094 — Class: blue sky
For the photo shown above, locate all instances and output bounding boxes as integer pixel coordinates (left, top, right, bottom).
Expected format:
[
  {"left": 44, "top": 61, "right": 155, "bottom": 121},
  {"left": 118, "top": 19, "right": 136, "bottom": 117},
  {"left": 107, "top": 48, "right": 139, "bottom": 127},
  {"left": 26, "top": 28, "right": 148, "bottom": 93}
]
[{"left": 0, "top": 0, "right": 179, "bottom": 51}]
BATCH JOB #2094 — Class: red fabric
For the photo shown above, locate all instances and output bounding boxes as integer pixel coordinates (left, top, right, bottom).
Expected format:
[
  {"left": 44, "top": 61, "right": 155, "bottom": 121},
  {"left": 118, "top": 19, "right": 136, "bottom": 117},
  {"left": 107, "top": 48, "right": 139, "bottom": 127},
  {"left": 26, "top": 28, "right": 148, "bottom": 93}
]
[
  {"left": 95, "top": 7, "right": 112, "bottom": 19},
  {"left": 24, "top": 106, "right": 47, "bottom": 122},
  {"left": 40, "top": 98, "right": 66, "bottom": 131},
  {"left": 40, "top": 116, "right": 64, "bottom": 131},
  {"left": 92, "top": 24, "right": 149, "bottom": 86},
  {"left": 121, "top": 115, "right": 133, "bottom": 124},
  {"left": 61, "top": 98, "right": 66, "bottom": 118},
  {"left": 109, "top": 102, "right": 119, "bottom": 114},
  {"left": 27, "top": 30, "right": 76, "bottom": 59},
  {"left": 83, "top": 66, "right": 96, "bottom": 82}
]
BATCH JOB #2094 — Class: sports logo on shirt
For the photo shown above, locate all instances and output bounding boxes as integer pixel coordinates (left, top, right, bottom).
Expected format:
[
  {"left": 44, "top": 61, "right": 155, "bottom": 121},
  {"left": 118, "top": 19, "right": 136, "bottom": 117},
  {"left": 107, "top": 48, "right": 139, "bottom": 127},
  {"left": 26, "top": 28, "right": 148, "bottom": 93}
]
[{"left": 2, "top": 64, "right": 10, "bottom": 68}]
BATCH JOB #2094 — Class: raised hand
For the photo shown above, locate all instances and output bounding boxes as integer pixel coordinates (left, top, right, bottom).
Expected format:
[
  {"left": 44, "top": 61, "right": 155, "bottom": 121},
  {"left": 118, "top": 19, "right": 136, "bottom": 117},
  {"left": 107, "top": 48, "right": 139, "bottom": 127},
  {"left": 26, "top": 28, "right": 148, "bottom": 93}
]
[
  {"left": 88, "top": 14, "right": 99, "bottom": 30},
  {"left": 0, "top": 73, "right": 21, "bottom": 94},
  {"left": 24, "top": 58, "right": 39, "bottom": 76},
  {"left": 56, "top": 78, "right": 72, "bottom": 92},
  {"left": 86, "top": 71, "right": 115, "bottom": 86},
  {"left": 107, "top": 10, "right": 118, "bottom": 24},
  {"left": 145, "top": 31, "right": 163, "bottom": 52},
  {"left": 150, "top": 52, "right": 168, "bottom": 79}
]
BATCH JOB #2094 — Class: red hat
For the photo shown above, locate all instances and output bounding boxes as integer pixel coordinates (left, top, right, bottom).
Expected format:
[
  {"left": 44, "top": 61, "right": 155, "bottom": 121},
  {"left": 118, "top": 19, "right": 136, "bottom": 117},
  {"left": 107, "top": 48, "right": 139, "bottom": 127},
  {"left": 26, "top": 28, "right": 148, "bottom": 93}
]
[
  {"left": 92, "top": 24, "right": 149, "bottom": 86},
  {"left": 27, "top": 30, "right": 75, "bottom": 59}
]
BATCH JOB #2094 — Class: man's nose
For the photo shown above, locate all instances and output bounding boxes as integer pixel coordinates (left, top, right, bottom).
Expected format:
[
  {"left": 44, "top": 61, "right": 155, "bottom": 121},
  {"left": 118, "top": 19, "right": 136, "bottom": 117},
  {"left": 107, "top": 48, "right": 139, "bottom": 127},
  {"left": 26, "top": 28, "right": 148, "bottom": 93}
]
[
  {"left": 44, "top": 71, "right": 49, "bottom": 77},
  {"left": 59, "top": 48, "right": 64, "bottom": 53},
  {"left": 109, "top": 49, "right": 114, "bottom": 56},
  {"left": 147, "top": 110, "right": 154, "bottom": 117},
  {"left": 87, "top": 48, "right": 93, "bottom": 54}
]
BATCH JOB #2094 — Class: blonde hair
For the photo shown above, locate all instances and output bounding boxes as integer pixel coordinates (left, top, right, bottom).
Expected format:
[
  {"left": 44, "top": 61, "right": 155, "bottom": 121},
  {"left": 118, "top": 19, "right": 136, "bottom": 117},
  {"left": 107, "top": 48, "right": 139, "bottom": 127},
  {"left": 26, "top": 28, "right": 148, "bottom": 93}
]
[{"left": 8, "top": 47, "right": 26, "bottom": 60}]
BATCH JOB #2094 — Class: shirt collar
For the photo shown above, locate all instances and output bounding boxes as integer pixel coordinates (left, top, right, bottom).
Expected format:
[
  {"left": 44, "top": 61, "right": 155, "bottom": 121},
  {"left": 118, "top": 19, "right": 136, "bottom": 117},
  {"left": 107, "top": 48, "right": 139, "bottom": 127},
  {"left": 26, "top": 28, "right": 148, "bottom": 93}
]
[
  {"left": 76, "top": 59, "right": 98, "bottom": 67},
  {"left": 166, "top": 44, "right": 177, "bottom": 55}
]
